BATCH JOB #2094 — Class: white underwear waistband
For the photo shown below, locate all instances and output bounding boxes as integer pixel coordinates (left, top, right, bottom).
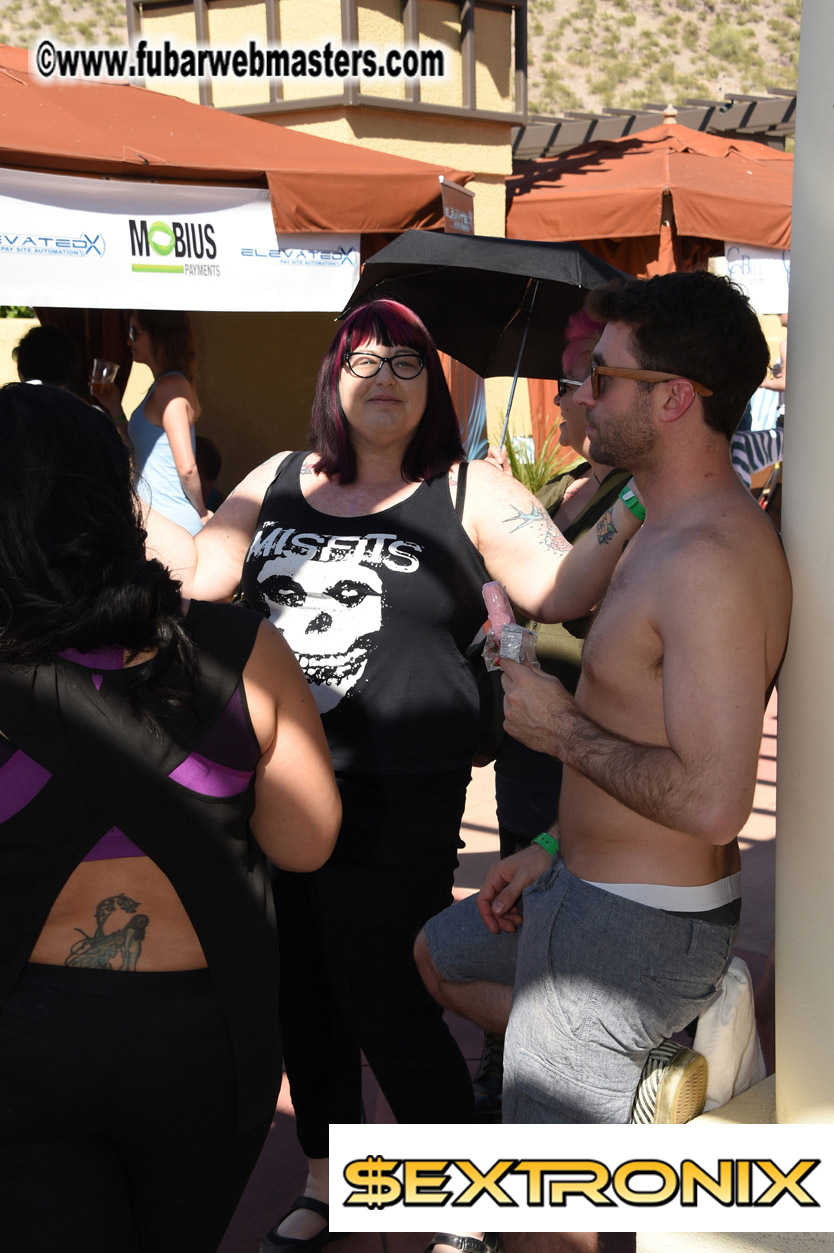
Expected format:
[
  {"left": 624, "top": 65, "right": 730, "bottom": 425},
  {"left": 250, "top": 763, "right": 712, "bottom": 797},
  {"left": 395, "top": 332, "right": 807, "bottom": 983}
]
[{"left": 581, "top": 872, "right": 741, "bottom": 912}]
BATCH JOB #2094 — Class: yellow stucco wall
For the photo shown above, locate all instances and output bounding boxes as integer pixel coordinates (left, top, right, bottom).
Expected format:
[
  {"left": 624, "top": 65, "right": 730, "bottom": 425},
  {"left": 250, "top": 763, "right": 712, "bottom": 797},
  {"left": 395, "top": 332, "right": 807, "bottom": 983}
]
[
  {"left": 138, "top": 0, "right": 515, "bottom": 118},
  {"left": 188, "top": 310, "right": 337, "bottom": 491},
  {"left": 141, "top": 5, "right": 201, "bottom": 104},
  {"left": 208, "top": 0, "right": 270, "bottom": 110},
  {"left": 0, "top": 318, "right": 38, "bottom": 384}
]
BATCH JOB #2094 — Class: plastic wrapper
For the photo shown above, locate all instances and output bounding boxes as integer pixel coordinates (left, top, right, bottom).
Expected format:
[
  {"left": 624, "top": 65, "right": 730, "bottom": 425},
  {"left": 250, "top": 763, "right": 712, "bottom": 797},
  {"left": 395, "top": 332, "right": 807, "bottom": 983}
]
[{"left": 481, "top": 581, "right": 540, "bottom": 672}]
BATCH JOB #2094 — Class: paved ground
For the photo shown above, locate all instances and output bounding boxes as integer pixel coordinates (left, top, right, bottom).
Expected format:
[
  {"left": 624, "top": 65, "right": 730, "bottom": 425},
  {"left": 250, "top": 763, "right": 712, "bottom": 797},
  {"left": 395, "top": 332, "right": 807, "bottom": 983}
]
[{"left": 219, "top": 695, "right": 778, "bottom": 1253}]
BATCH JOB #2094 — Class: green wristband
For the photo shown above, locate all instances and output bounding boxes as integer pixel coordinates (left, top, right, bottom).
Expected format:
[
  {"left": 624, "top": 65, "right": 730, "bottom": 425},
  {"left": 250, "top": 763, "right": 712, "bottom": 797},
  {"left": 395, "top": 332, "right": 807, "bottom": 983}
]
[
  {"left": 532, "top": 831, "right": 559, "bottom": 857},
  {"left": 618, "top": 485, "right": 646, "bottom": 522}
]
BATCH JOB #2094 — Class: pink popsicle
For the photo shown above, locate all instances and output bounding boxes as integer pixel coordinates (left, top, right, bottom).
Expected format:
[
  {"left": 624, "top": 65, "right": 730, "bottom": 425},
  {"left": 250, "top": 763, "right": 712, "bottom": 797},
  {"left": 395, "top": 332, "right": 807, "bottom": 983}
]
[{"left": 482, "top": 581, "right": 515, "bottom": 632}]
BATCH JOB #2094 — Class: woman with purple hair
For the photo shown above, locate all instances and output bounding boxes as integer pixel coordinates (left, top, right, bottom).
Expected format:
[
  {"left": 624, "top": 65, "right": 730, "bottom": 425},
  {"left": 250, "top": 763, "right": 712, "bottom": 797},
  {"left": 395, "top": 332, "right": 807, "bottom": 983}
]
[{"left": 187, "top": 299, "right": 639, "bottom": 1251}]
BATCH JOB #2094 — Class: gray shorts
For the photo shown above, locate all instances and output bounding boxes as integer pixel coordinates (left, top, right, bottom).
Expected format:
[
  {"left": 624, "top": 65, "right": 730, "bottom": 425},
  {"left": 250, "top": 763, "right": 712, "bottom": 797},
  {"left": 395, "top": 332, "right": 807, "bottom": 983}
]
[{"left": 424, "top": 853, "right": 737, "bottom": 1123}]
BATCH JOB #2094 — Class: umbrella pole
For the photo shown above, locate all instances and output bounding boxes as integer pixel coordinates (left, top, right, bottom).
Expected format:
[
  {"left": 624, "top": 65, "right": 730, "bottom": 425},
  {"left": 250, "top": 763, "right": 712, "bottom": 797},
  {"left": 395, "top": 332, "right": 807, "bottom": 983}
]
[{"left": 498, "top": 278, "right": 539, "bottom": 451}]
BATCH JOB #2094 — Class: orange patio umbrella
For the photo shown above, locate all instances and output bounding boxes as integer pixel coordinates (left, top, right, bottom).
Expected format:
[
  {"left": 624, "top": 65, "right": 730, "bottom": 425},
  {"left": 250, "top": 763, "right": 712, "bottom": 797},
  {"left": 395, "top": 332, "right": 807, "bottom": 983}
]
[
  {"left": 0, "top": 43, "right": 472, "bottom": 235},
  {"left": 507, "top": 122, "right": 792, "bottom": 276},
  {"left": 507, "top": 123, "right": 792, "bottom": 451}
]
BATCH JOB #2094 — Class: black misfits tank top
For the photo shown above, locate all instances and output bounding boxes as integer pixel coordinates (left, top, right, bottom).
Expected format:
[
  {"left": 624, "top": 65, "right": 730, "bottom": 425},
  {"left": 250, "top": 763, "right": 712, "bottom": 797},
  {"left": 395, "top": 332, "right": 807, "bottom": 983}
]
[{"left": 241, "top": 452, "right": 490, "bottom": 775}]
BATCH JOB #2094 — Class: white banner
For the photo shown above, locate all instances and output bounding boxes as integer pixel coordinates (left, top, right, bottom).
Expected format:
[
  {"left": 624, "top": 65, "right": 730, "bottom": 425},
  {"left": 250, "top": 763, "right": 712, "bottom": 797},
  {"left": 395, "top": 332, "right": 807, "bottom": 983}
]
[
  {"left": 723, "top": 242, "right": 791, "bottom": 315},
  {"left": 0, "top": 167, "right": 359, "bottom": 312}
]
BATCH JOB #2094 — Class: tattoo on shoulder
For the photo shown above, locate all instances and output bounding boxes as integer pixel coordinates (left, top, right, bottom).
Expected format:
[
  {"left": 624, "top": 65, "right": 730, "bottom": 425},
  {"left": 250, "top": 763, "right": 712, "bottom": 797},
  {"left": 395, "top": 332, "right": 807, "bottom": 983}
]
[
  {"left": 502, "top": 502, "right": 572, "bottom": 555},
  {"left": 596, "top": 509, "right": 618, "bottom": 546},
  {"left": 65, "top": 893, "right": 149, "bottom": 971},
  {"left": 300, "top": 463, "right": 313, "bottom": 476}
]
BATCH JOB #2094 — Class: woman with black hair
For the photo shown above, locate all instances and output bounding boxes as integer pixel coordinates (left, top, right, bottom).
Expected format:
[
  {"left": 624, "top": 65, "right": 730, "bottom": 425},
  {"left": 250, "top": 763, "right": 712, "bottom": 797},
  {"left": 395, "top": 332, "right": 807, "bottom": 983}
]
[{"left": 0, "top": 383, "right": 341, "bottom": 1253}]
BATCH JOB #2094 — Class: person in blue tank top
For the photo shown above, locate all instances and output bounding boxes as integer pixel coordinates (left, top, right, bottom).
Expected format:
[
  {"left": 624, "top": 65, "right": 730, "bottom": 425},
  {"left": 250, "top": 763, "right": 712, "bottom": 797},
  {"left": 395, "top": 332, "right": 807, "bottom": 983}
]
[
  {"left": 103, "top": 310, "right": 208, "bottom": 535},
  {"left": 167, "top": 299, "right": 643, "bottom": 1253}
]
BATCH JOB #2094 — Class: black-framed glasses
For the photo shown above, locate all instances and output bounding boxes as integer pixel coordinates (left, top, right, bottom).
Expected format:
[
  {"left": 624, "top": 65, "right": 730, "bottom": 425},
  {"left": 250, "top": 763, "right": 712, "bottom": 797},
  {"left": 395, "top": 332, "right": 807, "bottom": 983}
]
[
  {"left": 556, "top": 377, "right": 583, "bottom": 400},
  {"left": 128, "top": 325, "right": 143, "bottom": 344},
  {"left": 590, "top": 361, "right": 713, "bottom": 399},
  {"left": 344, "top": 350, "right": 425, "bottom": 380}
]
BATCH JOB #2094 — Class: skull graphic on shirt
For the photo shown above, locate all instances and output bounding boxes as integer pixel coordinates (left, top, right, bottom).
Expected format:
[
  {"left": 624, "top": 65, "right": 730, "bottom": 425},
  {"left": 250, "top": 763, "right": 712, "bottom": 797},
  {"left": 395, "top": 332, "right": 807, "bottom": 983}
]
[{"left": 255, "top": 551, "right": 384, "bottom": 713}]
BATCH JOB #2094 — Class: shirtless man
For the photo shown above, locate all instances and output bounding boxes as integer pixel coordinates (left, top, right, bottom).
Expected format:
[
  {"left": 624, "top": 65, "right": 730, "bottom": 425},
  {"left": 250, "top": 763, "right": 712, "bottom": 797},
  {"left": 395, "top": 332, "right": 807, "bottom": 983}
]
[{"left": 415, "top": 269, "right": 792, "bottom": 1123}]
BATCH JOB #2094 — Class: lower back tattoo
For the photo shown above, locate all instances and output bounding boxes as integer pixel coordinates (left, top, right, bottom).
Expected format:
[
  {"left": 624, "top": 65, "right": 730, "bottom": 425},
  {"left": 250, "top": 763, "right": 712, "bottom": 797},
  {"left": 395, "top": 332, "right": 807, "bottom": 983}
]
[{"left": 65, "top": 893, "right": 149, "bottom": 970}]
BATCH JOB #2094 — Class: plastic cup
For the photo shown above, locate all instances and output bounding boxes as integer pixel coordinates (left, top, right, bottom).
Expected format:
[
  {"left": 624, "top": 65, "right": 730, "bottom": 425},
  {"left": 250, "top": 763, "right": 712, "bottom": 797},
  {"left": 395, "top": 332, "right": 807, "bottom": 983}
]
[{"left": 90, "top": 358, "right": 118, "bottom": 398}]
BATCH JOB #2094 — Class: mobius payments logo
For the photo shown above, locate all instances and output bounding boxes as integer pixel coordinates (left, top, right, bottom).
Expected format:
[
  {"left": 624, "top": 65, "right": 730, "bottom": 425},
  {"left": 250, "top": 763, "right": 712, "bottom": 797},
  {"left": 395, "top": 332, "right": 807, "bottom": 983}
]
[{"left": 128, "top": 218, "right": 219, "bottom": 277}]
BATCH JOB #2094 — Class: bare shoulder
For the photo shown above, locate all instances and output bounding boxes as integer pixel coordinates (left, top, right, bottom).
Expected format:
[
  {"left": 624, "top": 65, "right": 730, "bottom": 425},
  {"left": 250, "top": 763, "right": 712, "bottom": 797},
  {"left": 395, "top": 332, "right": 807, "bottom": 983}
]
[
  {"left": 192, "top": 452, "right": 295, "bottom": 600},
  {"left": 649, "top": 491, "right": 791, "bottom": 665},
  {"left": 153, "top": 372, "right": 193, "bottom": 399},
  {"left": 226, "top": 450, "right": 293, "bottom": 506},
  {"left": 148, "top": 372, "right": 199, "bottom": 422},
  {"left": 152, "top": 373, "right": 197, "bottom": 412}
]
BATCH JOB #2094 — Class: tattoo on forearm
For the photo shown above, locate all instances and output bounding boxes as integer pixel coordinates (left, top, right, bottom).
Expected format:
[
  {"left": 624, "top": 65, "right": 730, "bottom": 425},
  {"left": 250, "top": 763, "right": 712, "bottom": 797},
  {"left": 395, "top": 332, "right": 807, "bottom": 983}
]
[
  {"left": 596, "top": 509, "right": 618, "bottom": 546},
  {"left": 65, "top": 893, "right": 149, "bottom": 970},
  {"left": 503, "top": 503, "right": 572, "bottom": 554}
]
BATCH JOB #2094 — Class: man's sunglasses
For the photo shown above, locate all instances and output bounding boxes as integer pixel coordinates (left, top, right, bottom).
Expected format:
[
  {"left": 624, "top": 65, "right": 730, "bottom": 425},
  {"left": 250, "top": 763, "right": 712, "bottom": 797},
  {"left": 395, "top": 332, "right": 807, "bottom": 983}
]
[{"left": 589, "top": 362, "right": 713, "bottom": 399}]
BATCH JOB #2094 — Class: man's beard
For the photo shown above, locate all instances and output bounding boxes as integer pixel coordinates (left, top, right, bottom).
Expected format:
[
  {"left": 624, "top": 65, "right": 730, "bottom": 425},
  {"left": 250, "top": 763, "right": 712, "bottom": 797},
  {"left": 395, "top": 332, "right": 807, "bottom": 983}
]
[{"left": 587, "top": 389, "right": 657, "bottom": 471}]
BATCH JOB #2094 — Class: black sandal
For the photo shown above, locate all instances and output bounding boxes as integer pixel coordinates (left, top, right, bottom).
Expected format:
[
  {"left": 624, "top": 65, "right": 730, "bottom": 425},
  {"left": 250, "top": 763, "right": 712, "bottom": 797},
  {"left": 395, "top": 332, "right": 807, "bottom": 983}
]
[
  {"left": 425, "top": 1236, "right": 503, "bottom": 1253},
  {"left": 260, "top": 1196, "right": 337, "bottom": 1253}
]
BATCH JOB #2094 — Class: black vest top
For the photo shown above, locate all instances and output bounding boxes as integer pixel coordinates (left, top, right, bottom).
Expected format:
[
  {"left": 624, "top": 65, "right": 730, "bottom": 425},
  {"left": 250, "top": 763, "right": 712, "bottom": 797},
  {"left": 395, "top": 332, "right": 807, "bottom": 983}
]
[
  {"left": 241, "top": 452, "right": 490, "bottom": 774},
  {"left": 0, "top": 601, "right": 280, "bottom": 1130}
]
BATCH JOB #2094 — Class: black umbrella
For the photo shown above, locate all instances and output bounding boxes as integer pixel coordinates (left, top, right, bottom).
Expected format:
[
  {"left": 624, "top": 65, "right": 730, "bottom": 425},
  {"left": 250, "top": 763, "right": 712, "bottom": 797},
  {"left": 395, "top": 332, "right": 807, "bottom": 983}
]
[{"left": 341, "top": 230, "right": 627, "bottom": 445}]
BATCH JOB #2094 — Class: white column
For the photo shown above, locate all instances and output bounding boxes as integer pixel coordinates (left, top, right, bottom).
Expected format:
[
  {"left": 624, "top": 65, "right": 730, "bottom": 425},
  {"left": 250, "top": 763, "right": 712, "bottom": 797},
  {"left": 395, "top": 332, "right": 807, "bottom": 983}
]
[{"left": 773, "top": 0, "right": 834, "bottom": 1122}]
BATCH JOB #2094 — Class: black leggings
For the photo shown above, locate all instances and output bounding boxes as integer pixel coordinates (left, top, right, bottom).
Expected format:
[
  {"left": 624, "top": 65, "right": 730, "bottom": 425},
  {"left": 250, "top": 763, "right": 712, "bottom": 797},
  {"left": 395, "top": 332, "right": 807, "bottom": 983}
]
[
  {"left": 0, "top": 964, "right": 273, "bottom": 1253},
  {"left": 274, "top": 769, "right": 476, "bottom": 1158}
]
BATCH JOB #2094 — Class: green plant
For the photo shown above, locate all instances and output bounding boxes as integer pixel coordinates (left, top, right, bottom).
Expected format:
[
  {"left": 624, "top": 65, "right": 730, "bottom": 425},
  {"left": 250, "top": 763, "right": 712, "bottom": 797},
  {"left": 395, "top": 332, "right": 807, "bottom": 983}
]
[
  {"left": 708, "top": 23, "right": 749, "bottom": 63},
  {"left": 504, "top": 431, "right": 579, "bottom": 496},
  {"left": 0, "top": 306, "right": 35, "bottom": 318}
]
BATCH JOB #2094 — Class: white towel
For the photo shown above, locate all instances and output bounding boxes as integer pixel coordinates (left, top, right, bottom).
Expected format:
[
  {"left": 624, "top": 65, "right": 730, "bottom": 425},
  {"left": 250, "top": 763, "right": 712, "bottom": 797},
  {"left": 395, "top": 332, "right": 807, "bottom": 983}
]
[{"left": 693, "top": 955, "right": 767, "bottom": 1111}]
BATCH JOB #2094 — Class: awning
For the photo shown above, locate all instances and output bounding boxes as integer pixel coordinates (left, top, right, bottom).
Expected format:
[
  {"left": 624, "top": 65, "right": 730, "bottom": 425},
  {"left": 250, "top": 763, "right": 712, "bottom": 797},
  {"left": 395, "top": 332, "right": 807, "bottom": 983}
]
[
  {"left": 0, "top": 44, "right": 473, "bottom": 237},
  {"left": 508, "top": 124, "right": 792, "bottom": 257}
]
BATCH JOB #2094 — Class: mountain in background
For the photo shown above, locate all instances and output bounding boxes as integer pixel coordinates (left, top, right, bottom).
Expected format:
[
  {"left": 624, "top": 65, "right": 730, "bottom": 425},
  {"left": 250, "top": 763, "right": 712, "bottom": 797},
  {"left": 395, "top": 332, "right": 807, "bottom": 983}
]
[
  {"left": 0, "top": 0, "right": 801, "bottom": 122},
  {"left": 528, "top": 0, "right": 800, "bottom": 118}
]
